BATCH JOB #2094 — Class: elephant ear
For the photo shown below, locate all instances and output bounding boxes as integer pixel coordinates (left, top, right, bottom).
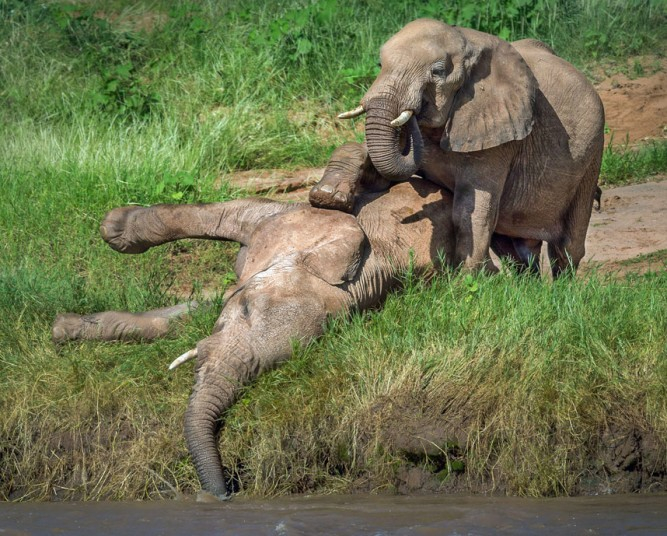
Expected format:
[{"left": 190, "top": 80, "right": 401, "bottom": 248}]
[
  {"left": 244, "top": 208, "right": 366, "bottom": 286},
  {"left": 441, "top": 28, "right": 537, "bottom": 153},
  {"left": 299, "top": 210, "right": 367, "bottom": 285}
]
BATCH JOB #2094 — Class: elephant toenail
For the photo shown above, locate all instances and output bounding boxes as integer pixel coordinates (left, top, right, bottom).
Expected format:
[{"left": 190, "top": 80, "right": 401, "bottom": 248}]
[
  {"left": 320, "top": 184, "right": 334, "bottom": 194},
  {"left": 334, "top": 192, "right": 348, "bottom": 202}
]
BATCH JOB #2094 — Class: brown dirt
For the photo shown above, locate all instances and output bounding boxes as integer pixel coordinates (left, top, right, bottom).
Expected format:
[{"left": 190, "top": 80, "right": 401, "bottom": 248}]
[
  {"left": 584, "top": 179, "right": 667, "bottom": 275},
  {"left": 595, "top": 58, "right": 667, "bottom": 146},
  {"left": 371, "top": 397, "right": 666, "bottom": 496}
]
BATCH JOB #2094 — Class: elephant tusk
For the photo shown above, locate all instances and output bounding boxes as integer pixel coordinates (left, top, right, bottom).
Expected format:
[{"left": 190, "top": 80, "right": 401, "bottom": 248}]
[
  {"left": 337, "top": 105, "right": 365, "bottom": 119},
  {"left": 169, "top": 348, "right": 197, "bottom": 370},
  {"left": 390, "top": 110, "right": 413, "bottom": 128}
]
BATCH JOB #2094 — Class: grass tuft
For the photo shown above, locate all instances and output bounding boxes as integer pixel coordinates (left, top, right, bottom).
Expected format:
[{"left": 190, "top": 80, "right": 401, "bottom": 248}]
[{"left": 601, "top": 139, "right": 667, "bottom": 186}]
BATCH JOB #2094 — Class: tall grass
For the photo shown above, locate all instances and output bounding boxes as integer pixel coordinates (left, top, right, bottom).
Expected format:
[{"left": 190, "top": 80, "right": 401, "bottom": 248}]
[
  {"left": 1, "top": 0, "right": 666, "bottom": 501},
  {"left": 601, "top": 139, "right": 667, "bottom": 185},
  {"left": 2, "top": 270, "right": 665, "bottom": 499},
  {"left": 218, "top": 270, "right": 667, "bottom": 497}
]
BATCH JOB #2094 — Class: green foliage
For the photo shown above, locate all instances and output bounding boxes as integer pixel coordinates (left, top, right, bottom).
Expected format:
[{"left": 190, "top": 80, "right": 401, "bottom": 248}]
[
  {"left": 578, "top": 0, "right": 664, "bottom": 59},
  {"left": 1, "top": 0, "right": 666, "bottom": 500},
  {"left": 47, "top": 3, "right": 161, "bottom": 118},
  {"left": 248, "top": 0, "right": 341, "bottom": 64},
  {"left": 2, "top": 0, "right": 665, "bottom": 167},
  {"left": 417, "top": 0, "right": 548, "bottom": 41},
  {"left": 339, "top": 63, "right": 381, "bottom": 100},
  {"left": 155, "top": 170, "right": 203, "bottom": 202},
  {"left": 601, "top": 139, "right": 667, "bottom": 185},
  {"left": 167, "top": 2, "right": 212, "bottom": 41},
  {"left": 92, "top": 61, "right": 160, "bottom": 117}
]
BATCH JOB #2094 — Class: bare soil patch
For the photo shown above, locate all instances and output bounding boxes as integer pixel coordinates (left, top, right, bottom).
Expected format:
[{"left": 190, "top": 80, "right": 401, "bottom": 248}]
[
  {"left": 595, "top": 58, "right": 667, "bottom": 146},
  {"left": 584, "top": 178, "right": 667, "bottom": 274}
]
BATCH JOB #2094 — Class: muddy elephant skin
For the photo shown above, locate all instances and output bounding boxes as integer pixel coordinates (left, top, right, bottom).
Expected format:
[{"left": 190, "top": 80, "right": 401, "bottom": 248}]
[{"left": 53, "top": 176, "right": 455, "bottom": 499}]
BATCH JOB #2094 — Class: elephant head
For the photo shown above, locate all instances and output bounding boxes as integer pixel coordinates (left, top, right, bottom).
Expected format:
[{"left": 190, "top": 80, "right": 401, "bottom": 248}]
[
  {"left": 339, "top": 19, "right": 537, "bottom": 180},
  {"left": 179, "top": 208, "right": 366, "bottom": 499}
]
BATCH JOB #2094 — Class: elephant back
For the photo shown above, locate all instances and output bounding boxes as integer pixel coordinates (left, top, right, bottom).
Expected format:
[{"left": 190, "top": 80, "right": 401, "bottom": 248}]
[{"left": 355, "top": 179, "right": 455, "bottom": 271}]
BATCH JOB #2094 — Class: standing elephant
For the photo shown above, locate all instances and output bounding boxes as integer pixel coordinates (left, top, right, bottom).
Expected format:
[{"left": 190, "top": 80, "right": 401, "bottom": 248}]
[
  {"left": 53, "top": 154, "right": 456, "bottom": 499},
  {"left": 313, "top": 19, "right": 604, "bottom": 276}
]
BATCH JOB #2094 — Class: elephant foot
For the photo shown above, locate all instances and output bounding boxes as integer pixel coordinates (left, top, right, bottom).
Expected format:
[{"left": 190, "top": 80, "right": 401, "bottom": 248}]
[
  {"left": 309, "top": 174, "right": 355, "bottom": 213},
  {"left": 100, "top": 206, "right": 152, "bottom": 254},
  {"left": 196, "top": 490, "right": 232, "bottom": 502},
  {"left": 483, "top": 259, "right": 500, "bottom": 274},
  {"left": 52, "top": 313, "right": 86, "bottom": 343}
]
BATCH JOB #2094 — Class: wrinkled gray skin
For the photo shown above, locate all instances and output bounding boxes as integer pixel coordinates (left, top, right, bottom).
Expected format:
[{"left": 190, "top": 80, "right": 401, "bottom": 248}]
[
  {"left": 311, "top": 19, "right": 605, "bottom": 277},
  {"left": 53, "top": 174, "right": 455, "bottom": 500},
  {"left": 309, "top": 142, "right": 390, "bottom": 213}
]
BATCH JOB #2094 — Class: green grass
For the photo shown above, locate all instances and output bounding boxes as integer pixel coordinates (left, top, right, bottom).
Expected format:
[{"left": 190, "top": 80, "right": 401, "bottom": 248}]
[
  {"left": 2, "top": 270, "right": 665, "bottom": 499},
  {"left": 1, "top": 0, "right": 666, "bottom": 501},
  {"left": 601, "top": 139, "right": 667, "bottom": 186},
  {"left": 218, "top": 269, "right": 667, "bottom": 497}
]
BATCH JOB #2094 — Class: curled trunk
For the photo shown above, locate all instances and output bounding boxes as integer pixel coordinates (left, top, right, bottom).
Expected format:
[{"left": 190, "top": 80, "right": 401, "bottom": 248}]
[{"left": 364, "top": 97, "right": 423, "bottom": 181}]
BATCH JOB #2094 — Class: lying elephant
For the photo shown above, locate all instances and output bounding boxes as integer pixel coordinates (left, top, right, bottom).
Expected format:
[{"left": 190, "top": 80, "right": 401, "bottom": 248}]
[
  {"left": 53, "top": 170, "right": 457, "bottom": 500},
  {"left": 313, "top": 19, "right": 605, "bottom": 276}
]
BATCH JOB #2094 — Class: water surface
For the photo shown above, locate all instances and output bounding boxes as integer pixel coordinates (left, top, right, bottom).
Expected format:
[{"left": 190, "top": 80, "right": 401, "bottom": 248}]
[{"left": 1, "top": 494, "right": 666, "bottom": 535}]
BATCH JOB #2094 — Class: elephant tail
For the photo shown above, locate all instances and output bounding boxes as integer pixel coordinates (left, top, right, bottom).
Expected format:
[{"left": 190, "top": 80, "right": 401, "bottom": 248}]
[{"left": 593, "top": 185, "right": 602, "bottom": 212}]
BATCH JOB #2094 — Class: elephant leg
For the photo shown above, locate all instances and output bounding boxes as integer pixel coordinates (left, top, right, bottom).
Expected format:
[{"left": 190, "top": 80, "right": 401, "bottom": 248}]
[
  {"left": 309, "top": 165, "right": 358, "bottom": 213},
  {"left": 52, "top": 303, "right": 198, "bottom": 343},
  {"left": 452, "top": 185, "right": 500, "bottom": 273},
  {"left": 513, "top": 238, "right": 543, "bottom": 275},
  {"left": 547, "top": 242, "right": 575, "bottom": 278},
  {"left": 490, "top": 233, "right": 518, "bottom": 261},
  {"left": 101, "top": 198, "right": 299, "bottom": 253},
  {"left": 548, "top": 156, "right": 601, "bottom": 278},
  {"left": 490, "top": 234, "right": 542, "bottom": 274},
  {"left": 448, "top": 149, "right": 510, "bottom": 272},
  {"left": 309, "top": 142, "right": 389, "bottom": 213}
]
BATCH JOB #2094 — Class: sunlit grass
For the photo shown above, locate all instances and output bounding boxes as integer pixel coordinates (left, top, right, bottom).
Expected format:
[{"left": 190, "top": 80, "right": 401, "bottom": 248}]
[
  {"left": 1, "top": 0, "right": 666, "bottom": 501},
  {"left": 218, "top": 270, "right": 667, "bottom": 497},
  {"left": 601, "top": 139, "right": 667, "bottom": 185}
]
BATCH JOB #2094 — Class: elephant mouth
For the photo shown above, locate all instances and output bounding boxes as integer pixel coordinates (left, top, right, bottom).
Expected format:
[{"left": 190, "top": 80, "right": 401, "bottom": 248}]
[
  {"left": 398, "top": 126, "right": 413, "bottom": 157},
  {"left": 414, "top": 95, "right": 444, "bottom": 130}
]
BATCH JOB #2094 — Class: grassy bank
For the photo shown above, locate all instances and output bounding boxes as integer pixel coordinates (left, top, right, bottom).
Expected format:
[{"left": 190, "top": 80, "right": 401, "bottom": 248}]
[
  {"left": 2, "top": 268, "right": 666, "bottom": 500},
  {"left": 1, "top": 1, "right": 666, "bottom": 500}
]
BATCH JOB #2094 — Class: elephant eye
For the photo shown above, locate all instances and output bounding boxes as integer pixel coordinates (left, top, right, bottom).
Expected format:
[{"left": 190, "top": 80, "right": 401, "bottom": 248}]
[
  {"left": 240, "top": 297, "right": 250, "bottom": 319},
  {"left": 431, "top": 66, "right": 447, "bottom": 77}
]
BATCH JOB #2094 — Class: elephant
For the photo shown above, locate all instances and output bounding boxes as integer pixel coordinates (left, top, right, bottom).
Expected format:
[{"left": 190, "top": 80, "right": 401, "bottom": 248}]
[
  {"left": 311, "top": 19, "right": 605, "bottom": 277},
  {"left": 52, "top": 151, "right": 458, "bottom": 499}
]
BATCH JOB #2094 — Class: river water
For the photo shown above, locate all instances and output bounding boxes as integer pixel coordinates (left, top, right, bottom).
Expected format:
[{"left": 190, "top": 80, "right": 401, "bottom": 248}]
[{"left": 1, "top": 494, "right": 666, "bottom": 535}]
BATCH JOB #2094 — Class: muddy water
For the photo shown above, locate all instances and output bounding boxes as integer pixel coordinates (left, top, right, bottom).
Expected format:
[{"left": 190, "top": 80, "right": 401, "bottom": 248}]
[{"left": 1, "top": 494, "right": 666, "bottom": 535}]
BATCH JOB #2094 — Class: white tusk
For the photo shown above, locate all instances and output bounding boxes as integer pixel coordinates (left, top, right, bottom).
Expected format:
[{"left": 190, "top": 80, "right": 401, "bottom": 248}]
[
  {"left": 390, "top": 110, "right": 413, "bottom": 128},
  {"left": 337, "top": 105, "right": 365, "bottom": 119},
  {"left": 169, "top": 348, "right": 197, "bottom": 370}
]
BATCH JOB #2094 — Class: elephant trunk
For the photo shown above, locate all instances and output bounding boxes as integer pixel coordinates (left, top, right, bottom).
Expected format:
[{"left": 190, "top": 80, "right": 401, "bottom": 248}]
[
  {"left": 184, "top": 382, "right": 231, "bottom": 499},
  {"left": 184, "top": 357, "right": 246, "bottom": 500},
  {"left": 364, "top": 97, "right": 423, "bottom": 181}
]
